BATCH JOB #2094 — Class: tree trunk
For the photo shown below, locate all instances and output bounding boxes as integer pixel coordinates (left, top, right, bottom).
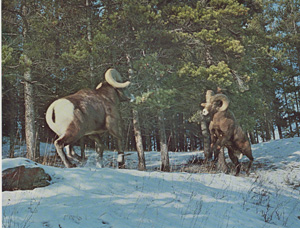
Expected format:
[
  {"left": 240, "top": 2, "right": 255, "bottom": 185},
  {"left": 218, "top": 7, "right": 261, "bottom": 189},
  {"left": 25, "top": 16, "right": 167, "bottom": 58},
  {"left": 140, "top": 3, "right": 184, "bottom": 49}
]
[
  {"left": 283, "top": 92, "right": 293, "bottom": 134},
  {"left": 271, "top": 125, "right": 276, "bottom": 140},
  {"left": 190, "top": 133, "right": 195, "bottom": 151},
  {"left": 264, "top": 113, "right": 271, "bottom": 141},
  {"left": 254, "top": 127, "right": 257, "bottom": 143},
  {"left": 294, "top": 80, "right": 300, "bottom": 136},
  {"left": 9, "top": 89, "right": 16, "bottom": 158},
  {"left": 249, "top": 131, "right": 256, "bottom": 144},
  {"left": 265, "top": 123, "right": 271, "bottom": 141},
  {"left": 145, "top": 128, "right": 152, "bottom": 151},
  {"left": 80, "top": 138, "right": 85, "bottom": 160},
  {"left": 35, "top": 123, "right": 41, "bottom": 160},
  {"left": 200, "top": 113, "right": 212, "bottom": 161},
  {"left": 86, "top": 0, "right": 95, "bottom": 87},
  {"left": 130, "top": 129, "right": 136, "bottom": 151},
  {"left": 172, "top": 114, "right": 179, "bottom": 151},
  {"left": 24, "top": 55, "right": 38, "bottom": 160},
  {"left": 9, "top": 131, "right": 15, "bottom": 158},
  {"left": 155, "top": 128, "right": 160, "bottom": 151},
  {"left": 132, "top": 108, "right": 146, "bottom": 171},
  {"left": 170, "top": 128, "right": 176, "bottom": 152},
  {"left": 22, "top": 4, "right": 38, "bottom": 160},
  {"left": 217, "top": 148, "right": 228, "bottom": 173},
  {"left": 178, "top": 113, "right": 184, "bottom": 151},
  {"left": 277, "top": 124, "right": 283, "bottom": 139},
  {"left": 126, "top": 51, "right": 146, "bottom": 169},
  {"left": 158, "top": 110, "right": 170, "bottom": 172}
]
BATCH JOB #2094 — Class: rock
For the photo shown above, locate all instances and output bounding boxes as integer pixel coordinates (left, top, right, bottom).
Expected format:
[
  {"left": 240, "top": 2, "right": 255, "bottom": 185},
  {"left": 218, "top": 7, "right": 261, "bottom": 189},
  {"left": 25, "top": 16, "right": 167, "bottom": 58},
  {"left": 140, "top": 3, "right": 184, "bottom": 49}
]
[{"left": 2, "top": 165, "right": 52, "bottom": 191}]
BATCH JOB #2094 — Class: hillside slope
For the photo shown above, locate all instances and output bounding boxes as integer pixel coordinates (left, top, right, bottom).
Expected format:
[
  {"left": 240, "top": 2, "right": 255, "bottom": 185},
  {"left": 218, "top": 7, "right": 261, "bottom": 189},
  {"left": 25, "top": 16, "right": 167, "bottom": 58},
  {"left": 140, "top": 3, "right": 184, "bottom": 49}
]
[{"left": 2, "top": 137, "right": 300, "bottom": 228}]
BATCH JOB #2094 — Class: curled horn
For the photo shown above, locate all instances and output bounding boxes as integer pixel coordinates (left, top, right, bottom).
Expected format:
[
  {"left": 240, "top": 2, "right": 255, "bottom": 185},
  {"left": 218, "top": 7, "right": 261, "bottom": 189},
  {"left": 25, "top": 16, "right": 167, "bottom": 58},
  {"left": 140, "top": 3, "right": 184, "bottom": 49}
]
[
  {"left": 201, "top": 90, "right": 215, "bottom": 107},
  {"left": 210, "top": 94, "right": 230, "bottom": 112},
  {"left": 206, "top": 90, "right": 215, "bottom": 103},
  {"left": 105, "top": 68, "right": 130, "bottom": 88}
]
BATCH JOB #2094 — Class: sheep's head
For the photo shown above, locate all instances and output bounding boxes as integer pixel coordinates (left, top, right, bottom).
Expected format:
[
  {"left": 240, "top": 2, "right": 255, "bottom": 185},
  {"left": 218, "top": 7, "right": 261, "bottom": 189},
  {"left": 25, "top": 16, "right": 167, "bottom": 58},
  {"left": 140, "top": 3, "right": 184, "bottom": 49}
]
[
  {"left": 201, "top": 90, "right": 230, "bottom": 116},
  {"left": 96, "top": 68, "right": 133, "bottom": 101}
]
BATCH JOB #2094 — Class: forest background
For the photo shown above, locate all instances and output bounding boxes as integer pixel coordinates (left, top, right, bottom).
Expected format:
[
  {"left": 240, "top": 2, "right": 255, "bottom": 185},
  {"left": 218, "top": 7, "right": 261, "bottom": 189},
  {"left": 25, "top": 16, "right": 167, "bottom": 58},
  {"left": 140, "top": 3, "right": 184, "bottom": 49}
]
[{"left": 2, "top": 0, "right": 300, "bottom": 162}]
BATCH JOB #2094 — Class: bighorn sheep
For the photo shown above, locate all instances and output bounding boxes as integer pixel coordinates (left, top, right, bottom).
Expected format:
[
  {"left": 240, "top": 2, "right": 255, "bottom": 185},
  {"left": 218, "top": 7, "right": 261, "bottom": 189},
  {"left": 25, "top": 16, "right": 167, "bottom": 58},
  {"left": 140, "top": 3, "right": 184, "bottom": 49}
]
[
  {"left": 46, "top": 68, "right": 131, "bottom": 168},
  {"left": 201, "top": 90, "right": 254, "bottom": 175}
]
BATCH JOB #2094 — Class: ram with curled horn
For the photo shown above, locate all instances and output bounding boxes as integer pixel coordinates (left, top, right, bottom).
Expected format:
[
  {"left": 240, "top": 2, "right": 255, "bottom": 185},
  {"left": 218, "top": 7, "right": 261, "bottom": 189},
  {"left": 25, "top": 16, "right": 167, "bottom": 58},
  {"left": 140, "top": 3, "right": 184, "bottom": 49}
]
[
  {"left": 46, "top": 68, "right": 132, "bottom": 168},
  {"left": 201, "top": 90, "right": 254, "bottom": 175}
]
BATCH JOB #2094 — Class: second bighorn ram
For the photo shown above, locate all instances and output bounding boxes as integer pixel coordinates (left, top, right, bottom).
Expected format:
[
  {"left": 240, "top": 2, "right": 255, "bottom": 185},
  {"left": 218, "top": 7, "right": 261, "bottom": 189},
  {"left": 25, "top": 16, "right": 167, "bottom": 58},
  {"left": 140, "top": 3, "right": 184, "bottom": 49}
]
[
  {"left": 201, "top": 90, "right": 254, "bottom": 175},
  {"left": 46, "top": 68, "right": 131, "bottom": 168}
]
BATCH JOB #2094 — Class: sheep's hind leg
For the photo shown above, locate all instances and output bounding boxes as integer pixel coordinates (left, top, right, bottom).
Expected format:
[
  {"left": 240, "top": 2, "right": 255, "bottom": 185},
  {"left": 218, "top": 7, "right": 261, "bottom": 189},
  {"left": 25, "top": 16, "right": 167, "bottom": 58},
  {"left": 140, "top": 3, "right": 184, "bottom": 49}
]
[
  {"left": 54, "top": 139, "right": 75, "bottom": 168},
  {"left": 54, "top": 135, "right": 76, "bottom": 168},
  {"left": 65, "top": 144, "right": 81, "bottom": 161},
  {"left": 95, "top": 139, "right": 105, "bottom": 168},
  {"left": 89, "top": 135, "right": 105, "bottom": 168}
]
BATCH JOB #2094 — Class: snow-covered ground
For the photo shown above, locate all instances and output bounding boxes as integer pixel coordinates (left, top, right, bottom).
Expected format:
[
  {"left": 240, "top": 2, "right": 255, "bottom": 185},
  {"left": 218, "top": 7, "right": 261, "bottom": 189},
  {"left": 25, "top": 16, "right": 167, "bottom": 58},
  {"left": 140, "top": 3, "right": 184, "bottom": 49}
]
[{"left": 2, "top": 137, "right": 300, "bottom": 228}]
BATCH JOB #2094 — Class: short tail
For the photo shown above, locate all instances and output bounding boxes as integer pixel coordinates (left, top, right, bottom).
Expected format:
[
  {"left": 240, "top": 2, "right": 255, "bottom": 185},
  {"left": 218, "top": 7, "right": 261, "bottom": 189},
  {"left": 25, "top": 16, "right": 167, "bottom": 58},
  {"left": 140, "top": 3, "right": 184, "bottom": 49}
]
[{"left": 45, "top": 103, "right": 56, "bottom": 132}]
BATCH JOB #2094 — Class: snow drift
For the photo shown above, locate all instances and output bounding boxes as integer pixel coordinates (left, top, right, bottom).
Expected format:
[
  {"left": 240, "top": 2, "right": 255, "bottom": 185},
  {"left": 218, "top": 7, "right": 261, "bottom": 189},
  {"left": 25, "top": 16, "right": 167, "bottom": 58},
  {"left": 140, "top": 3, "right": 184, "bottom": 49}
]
[{"left": 2, "top": 137, "right": 300, "bottom": 228}]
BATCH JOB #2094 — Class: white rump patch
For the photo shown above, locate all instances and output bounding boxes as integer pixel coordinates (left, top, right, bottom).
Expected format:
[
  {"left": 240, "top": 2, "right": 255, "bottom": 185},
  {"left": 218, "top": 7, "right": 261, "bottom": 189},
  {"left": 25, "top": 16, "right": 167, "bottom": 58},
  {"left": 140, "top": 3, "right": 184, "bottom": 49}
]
[{"left": 46, "top": 99, "right": 74, "bottom": 136}]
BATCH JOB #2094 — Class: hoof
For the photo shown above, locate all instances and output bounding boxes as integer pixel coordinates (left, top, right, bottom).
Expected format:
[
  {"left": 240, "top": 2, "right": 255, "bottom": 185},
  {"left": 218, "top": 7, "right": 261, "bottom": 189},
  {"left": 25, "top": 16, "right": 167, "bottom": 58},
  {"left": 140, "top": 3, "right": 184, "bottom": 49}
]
[{"left": 118, "top": 163, "right": 126, "bottom": 169}]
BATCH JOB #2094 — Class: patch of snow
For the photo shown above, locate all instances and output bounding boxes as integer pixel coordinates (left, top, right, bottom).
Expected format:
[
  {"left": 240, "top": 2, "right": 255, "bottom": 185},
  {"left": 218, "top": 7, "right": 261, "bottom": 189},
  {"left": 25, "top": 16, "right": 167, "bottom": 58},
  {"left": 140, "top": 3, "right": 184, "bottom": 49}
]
[{"left": 2, "top": 137, "right": 300, "bottom": 228}]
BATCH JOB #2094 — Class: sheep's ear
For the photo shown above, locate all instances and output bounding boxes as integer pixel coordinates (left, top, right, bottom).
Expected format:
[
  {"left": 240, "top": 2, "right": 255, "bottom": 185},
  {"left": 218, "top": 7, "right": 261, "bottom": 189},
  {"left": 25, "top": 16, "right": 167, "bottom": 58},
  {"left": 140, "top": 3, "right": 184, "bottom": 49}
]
[{"left": 201, "top": 103, "right": 206, "bottom": 107}]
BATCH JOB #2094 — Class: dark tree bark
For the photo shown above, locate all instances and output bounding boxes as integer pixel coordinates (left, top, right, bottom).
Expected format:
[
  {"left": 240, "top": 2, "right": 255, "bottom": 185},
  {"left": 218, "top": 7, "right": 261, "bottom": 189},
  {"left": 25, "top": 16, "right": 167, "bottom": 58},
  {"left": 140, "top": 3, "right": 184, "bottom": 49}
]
[
  {"left": 155, "top": 128, "right": 160, "bottom": 151},
  {"left": 80, "top": 138, "right": 85, "bottom": 160},
  {"left": 249, "top": 131, "right": 256, "bottom": 144},
  {"left": 24, "top": 62, "right": 38, "bottom": 160},
  {"left": 22, "top": 4, "right": 38, "bottom": 161},
  {"left": 132, "top": 108, "right": 146, "bottom": 171},
  {"left": 158, "top": 110, "right": 170, "bottom": 172},
  {"left": 200, "top": 113, "right": 212, "bottom": 161},
  {"left": 86, "top": 0, "right": 95, "bottom": 88},
  {"left": 8, "top": 89, "right": 16, "bottom": 158},
  {"left": 217, "top": 148, "right": 228, "bottom": 174},
  {"left": 278, "top": 125, "right": 283, "bottom": 139},
  {"left": 178, "top": 113, "right": 184, "bottom": 151},
  {"left": 145, "top": 128, "right": 152, "bottom": 151}
]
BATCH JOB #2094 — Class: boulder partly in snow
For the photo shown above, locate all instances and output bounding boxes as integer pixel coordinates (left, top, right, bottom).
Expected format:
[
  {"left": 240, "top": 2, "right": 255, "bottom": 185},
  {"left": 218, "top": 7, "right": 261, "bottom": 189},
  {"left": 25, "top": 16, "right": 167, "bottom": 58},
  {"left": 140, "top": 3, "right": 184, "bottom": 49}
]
[{"left": 2, "top": 165, "right": 52, "bottom": 191}]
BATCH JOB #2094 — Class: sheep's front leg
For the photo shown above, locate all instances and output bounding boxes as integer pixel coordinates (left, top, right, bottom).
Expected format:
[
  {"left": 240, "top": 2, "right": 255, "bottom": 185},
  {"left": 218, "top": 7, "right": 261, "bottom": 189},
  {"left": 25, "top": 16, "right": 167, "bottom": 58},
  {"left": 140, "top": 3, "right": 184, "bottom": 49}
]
[
  {"left": 106, "top": 115, "right": 125, "bottom": 169},
  {"left": 95, "top": 143, "right": 104, "bottom": 168},
  {"left": 116, "top": 138, "right": 125, "bottom": 169},
  {"left": 90, "top": 135, "right": 105, "bottom": 168}
]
